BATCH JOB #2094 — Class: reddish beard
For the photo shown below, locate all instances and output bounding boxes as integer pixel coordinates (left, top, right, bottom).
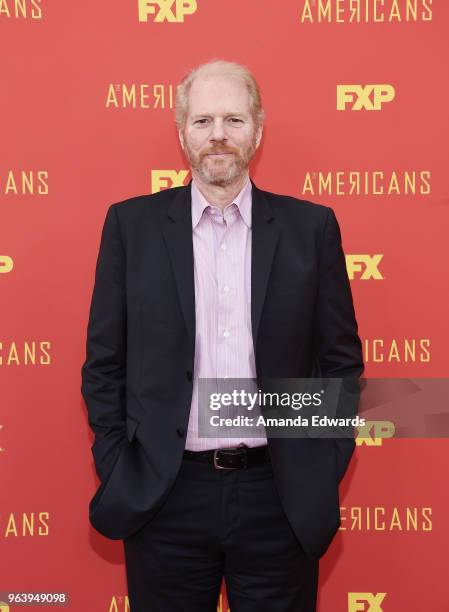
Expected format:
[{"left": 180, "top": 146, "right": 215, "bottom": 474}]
[
  {"left": 200, "top": 145, "right": 239, "bottom": 158},
  {"left": 182, "top": 131, "right": 259, "bottom": 185}
]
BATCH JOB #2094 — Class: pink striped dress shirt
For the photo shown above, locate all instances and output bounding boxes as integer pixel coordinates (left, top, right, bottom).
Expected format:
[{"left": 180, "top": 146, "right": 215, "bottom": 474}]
[{"left": 184, "top": 175, "right": 268, "bottom": 451}]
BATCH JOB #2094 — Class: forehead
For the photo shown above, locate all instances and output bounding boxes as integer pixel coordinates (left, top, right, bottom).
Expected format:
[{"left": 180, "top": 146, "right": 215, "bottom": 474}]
[{"left": 187, "top": 73, "right": 252, "bottom": 116}]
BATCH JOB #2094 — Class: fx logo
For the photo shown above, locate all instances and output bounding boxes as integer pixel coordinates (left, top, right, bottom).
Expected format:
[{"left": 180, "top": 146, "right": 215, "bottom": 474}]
[
  {"left": 0, "top": 256, "right": 14, "bottom": 274},
  {"left": 348, "top": 593, "right": 386, "bottom": 611},
  {"left": 138, "top": 0, "right": 197, "bottom": 22},
  {"left": 151, "top": 170, "right": 189, "bottom": 193},
  {"left": 337, "top": 85, "right": 395, "bottom": 111},
  {"left": 346, "top": 255, "right": 383, "bottom": 280},
  {"left": 355, "top": 421, "right": 395, "bottom": 446},
  {"left": 0, "top": 602, "right": 10, "bottom": 611}
]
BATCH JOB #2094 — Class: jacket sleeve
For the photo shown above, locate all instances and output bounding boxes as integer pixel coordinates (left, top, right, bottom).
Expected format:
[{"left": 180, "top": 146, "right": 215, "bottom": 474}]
[
  {"left": 81, "top": 204, "right": 127, "bottom": 482},
  {"left": 313, "top": 206, "right": 365, "bottom": 483}
]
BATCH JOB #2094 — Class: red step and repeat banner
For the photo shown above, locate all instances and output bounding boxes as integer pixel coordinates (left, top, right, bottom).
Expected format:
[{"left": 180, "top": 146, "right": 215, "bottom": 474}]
[{"left": 1, "top": 1, "right": 448, "bottom": 610}]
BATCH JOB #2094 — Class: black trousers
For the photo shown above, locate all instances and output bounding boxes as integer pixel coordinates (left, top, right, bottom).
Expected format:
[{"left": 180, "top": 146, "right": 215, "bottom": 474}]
[{"left": 123, "top": 452, "right": 319, "bottom": 611}]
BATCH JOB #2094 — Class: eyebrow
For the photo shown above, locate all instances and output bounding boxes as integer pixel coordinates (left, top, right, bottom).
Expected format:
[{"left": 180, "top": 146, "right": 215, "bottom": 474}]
[{"left": 190, "top": 113, "right": 247, "bottom": 120}]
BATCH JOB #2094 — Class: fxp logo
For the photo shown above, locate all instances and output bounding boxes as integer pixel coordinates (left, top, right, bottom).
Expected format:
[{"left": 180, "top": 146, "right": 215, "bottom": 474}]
[
  {"left": 138, "top": 0, "right": 197, "bottom": 22},
  {"left": 337, "top": 85, "right": 395, "bottom": 111}
]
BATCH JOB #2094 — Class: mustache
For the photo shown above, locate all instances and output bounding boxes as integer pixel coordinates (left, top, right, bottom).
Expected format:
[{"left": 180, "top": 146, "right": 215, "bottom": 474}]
[{"left": 201, "top": 146, "right": 238, "bottom": 156}]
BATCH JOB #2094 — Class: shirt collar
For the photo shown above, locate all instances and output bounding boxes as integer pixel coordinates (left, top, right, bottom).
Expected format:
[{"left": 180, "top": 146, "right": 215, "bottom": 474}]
[{"left": 191, "top": 175, "right": 252, "bottom": 229}]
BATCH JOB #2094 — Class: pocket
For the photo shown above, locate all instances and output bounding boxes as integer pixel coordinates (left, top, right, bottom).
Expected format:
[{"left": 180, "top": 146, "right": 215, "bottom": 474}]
[{"left": 92, "top": 431, "right": 127, "bottom": 482}]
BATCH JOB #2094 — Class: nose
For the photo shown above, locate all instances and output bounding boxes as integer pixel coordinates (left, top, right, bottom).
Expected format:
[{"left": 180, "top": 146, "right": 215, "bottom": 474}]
[{"left": 210, "top": 118, "right": 227, "bottom": 142}]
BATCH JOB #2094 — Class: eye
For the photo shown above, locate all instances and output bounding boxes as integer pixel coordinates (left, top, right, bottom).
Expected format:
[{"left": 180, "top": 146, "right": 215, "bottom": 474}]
[
  {"left": 194, "top": 118, "right": 208, "bottom": 124},
  {"left": 229, "top": 117, "right": 243, "bottom": 123}
]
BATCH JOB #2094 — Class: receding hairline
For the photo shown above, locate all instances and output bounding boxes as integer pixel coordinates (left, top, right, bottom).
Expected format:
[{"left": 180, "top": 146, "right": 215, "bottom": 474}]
[
  {"left": 187, "top": 72, "right": 254, "bottom": 115},
  {"left": 175, "top": 59, "right": 265, "bottom": 130},
  {"left": 189, "top": 65, "right": 249, "bottom": 85}
]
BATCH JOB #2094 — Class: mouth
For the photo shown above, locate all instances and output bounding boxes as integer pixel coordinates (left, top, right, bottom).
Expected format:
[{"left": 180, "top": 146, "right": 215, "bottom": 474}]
[{"left": 206, "top": 153, "right": 233, "bottom": 158}]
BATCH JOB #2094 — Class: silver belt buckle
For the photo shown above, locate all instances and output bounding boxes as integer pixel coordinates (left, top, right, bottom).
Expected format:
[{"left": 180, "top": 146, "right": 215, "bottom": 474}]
[{"left": 213, "top": 446, "right": 247, "bottom": 470}]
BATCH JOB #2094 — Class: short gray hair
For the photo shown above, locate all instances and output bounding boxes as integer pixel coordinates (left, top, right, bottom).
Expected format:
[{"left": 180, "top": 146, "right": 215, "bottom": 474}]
[{"left": 175, "top": 59, "right": 265, "bottom": 131}]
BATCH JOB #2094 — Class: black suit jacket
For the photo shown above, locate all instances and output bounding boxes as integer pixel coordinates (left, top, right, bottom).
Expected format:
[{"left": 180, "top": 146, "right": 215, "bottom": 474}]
[{"left": 81, "top": 179, "right": 364, "bottom": 560}]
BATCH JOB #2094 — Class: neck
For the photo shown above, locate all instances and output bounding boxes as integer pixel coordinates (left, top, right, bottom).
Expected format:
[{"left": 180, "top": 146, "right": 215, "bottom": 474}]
[{"left": 191, "top": 171, "right": 250, "bottom": 210}]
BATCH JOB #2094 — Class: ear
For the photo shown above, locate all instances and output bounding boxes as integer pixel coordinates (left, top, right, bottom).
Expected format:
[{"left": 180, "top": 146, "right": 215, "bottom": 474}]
[
  {"left": 255, "top": 124, "right": 263, "bottom": 149},
  {"left": 178, "top": 128, "right": 185, "bottom": 151}
]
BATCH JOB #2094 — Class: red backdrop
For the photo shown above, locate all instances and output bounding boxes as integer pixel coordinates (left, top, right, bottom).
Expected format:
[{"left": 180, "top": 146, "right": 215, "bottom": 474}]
[{"left": 1, "top": 1, "right": 448, "bottom": 610}]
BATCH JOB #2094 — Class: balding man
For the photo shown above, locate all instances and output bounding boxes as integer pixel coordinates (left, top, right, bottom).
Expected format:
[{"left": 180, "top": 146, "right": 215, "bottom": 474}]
[{"left": 81, "top": 59, "right": 364, "bottom": 611}]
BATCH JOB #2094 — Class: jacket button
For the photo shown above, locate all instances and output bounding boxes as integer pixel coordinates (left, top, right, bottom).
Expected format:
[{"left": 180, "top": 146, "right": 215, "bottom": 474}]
[
  {"left": 186, "top": 370, "right": 193, "bottom": 381},
  {"left": 177, "top": 427, "right": 185, "bottom": 438}
]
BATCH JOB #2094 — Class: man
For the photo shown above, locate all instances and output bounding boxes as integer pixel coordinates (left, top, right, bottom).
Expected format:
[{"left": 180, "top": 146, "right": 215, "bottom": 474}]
[{"left": 81, "top": 60, "right": 364, "bottom": 611}]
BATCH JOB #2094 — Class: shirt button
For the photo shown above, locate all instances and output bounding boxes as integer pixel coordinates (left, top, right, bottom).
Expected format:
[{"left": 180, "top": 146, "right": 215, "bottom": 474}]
[
  {"left": 223, "top": 330, "right": 230, "bottom": 338},
  {"left": 220, "top": 243, "right": 227, "bottom": 250},
  {"left": 223, "top": 285, "right": 230, "bottom": 293}
]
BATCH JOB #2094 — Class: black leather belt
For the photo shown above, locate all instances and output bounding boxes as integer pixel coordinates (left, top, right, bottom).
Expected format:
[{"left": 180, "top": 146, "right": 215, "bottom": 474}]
[{"left": 183, "top": 444, "right": 270, "bottom": 470}]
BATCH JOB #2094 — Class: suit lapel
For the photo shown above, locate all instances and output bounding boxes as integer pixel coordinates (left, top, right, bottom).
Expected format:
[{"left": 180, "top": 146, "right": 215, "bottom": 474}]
[
  {"left": 162, "top": 184, "right": 196, "bottom": 344},
  {"left": 161, "top": 179, "right": 280, "bottom": 363},
  {"left": 250, "top": 180, "right": 280, "bottom": 349}
]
